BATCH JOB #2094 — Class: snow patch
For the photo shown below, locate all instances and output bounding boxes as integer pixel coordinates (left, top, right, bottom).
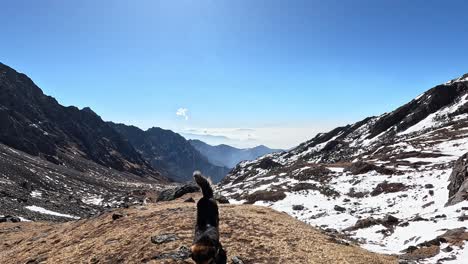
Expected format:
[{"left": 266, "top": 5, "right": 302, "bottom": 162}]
[{"left": 25, "top": 205, "right": 80, "bottom": 219}]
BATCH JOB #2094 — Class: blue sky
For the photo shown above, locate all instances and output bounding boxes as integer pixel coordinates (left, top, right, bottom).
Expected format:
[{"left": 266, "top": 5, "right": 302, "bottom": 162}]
[{"left": 2, "top": 0, "right": 468, "bottom": 148}]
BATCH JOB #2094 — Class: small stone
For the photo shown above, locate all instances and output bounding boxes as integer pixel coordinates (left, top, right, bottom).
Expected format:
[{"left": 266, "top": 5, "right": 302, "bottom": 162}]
[
  {"left": 334, "top": 205, "right": 346, "bottom": 212},
  {"left": 0, "top": 215, "right": 21, "bottom": 223},
  {"left": 425, "top": 184, "right": 434, "bottom": 189},
  {"left": 112, "top": 213, "right": 124, "bottom": 221},
  {"left": 442, "top": 246, "right": 453, "bottom": 252},
  {"left": 429, "top": 190, "right": 434, "bottom": 196},
  {"left": 458, "top": 214, "right": 468, "bottom": 221},
  {"left": 151, "top": 246, "right": 191, "bottom": 260},
  {"left": 422, "top": 201, "right": 435, "bottom": 208},
  {"left": 184, "top": 197, "right": 195, "bottom": 203},
  {"left": 292, "top": 205, "right": 305, "bottom": 211},
  {"left": 232, "top": 256, "right": 245, "bottom": 264},
  {"left": 412, "top": 215, "right": 429, "bottom": 222},
  {"left": 382, "top": 215, "right": 399, "bottom": 225},
  {"left": 151, "top": 234, "right": 178, "bottom": 244}
]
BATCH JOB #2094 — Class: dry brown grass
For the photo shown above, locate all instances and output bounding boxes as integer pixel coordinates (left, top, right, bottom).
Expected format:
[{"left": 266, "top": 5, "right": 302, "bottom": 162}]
[{"left": 0, "top": 193, "right": 397, "bottom": 264}]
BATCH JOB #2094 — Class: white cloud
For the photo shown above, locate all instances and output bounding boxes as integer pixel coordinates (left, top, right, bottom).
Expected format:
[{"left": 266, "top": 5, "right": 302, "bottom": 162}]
[{"left": 176, "top": 108, "right": 189, "bottom": 120}]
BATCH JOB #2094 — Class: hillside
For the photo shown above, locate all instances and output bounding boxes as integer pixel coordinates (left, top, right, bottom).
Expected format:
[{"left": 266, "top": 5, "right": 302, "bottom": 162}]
[
  {"left": 0, "top": 193, "right": 397, "bottom": 264},
  {"left": 110, "top": 123, "right": 230, "bottom": 182},
  {"left": 0, "top": 63, "right": 161, "bottom": 178},
  {"left": 0, "top": 142, "right": 167, "bottom": 221},
  {"left": 219, "top": 74, "right": 468, "bottom": 263},
  {"left": 189, "top": 139, "right": 282, "bottom": 168}
]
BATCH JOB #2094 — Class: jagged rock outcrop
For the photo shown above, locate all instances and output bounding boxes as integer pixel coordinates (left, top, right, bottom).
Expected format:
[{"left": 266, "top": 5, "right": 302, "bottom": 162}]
[
  {"left": 156, "top": 184, "right": 200, "bottom": 202},
  {"left": 447, "top": 153, "right": 468, "bottom": 205}
]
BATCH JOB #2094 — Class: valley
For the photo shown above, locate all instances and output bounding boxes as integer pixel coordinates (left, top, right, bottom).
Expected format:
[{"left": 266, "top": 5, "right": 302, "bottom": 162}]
[{"left": 2, "top": 62, "right": 468, "bottom": 263}]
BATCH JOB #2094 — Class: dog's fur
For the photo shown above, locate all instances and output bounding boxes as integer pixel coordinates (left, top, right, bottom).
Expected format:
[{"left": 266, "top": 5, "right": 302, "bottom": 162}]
[{"left": 191, "top": 171, "right": 227, "bottom": 264}]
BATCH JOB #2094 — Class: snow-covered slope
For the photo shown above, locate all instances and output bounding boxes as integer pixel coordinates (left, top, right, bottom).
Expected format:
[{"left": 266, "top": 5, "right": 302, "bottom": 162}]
[{"left": 219, "top": 75, "right": 468, "bottom": 263}]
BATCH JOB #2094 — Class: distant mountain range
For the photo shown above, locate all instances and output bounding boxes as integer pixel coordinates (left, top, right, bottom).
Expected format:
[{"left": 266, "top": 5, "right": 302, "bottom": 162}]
[
  {"left": 189, "top": 139, "right": 282, "bottom": 168},
  {"left": 110, "top": 123, "right": 230, "bottom": 183}
]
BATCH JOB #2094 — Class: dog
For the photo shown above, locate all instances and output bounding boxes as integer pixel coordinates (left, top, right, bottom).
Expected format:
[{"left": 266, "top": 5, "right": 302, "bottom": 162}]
[{"left": 191, "top": 171, "right": 227, "bottom": 264}]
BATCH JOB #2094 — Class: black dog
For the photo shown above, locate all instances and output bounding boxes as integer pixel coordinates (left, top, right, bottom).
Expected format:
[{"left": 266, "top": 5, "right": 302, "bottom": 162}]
[{"left": 191, "top": 171, "right": 227, "bottom": 264}]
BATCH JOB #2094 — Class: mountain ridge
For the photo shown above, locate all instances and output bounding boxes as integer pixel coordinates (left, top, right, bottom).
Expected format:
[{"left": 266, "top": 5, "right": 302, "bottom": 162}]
[
  {"left": 189, "top": 139, "right": 282, "bottom": 168},
  {"left": 0, "top": 62, "right": 161, "bottom": 179},
  {"left": 110, "top": 123, "right": 230, "bottom": 183},
  {"left": 218, "top": 74, "right": 468, "bottom": 263}
]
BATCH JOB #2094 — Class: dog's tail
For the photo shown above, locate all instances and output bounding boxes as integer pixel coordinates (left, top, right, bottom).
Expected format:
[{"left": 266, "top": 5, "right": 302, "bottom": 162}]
[{"left": 193, "top": 171, "right": 214, "bottom": 199}]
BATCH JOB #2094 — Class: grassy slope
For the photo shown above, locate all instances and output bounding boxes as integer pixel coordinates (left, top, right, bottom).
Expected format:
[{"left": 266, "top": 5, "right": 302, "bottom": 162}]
[{"left": 0, "top": 194, "right": 397, "bottom": 264}]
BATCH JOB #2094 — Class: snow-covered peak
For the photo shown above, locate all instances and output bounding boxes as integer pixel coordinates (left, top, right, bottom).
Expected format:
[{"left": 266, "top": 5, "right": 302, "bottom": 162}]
[
  {"left": 445, "top": 73, "right": 468, "bottom": 85},
  {"left": 219, "top": 74, "right": 468, "bottom": 263}
]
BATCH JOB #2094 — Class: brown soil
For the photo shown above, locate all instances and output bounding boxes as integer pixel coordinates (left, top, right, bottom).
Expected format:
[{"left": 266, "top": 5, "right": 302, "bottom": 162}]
[{"left": 0, "top": 193, "right": 397, "bottom": 264}]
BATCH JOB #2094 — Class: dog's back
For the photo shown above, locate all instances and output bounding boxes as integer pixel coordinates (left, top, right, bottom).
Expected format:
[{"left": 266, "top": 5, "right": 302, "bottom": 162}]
[{"left": 191, "top": 171, "right": 227, "bottom": 264}]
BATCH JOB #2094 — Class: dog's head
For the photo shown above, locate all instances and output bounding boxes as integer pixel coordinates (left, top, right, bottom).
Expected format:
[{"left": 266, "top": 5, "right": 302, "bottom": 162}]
[{"left": 191, "top": 243, "right": 218, "bottom": 264}]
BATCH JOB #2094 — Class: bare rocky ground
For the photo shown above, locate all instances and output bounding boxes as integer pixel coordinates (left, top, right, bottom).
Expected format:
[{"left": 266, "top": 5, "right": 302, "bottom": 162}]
[
  {"left": 0, "top": 143, "right": 167, "bottom": 222},
  {"left": 0, "top": 193, "right": 397, "bottom": 264}
]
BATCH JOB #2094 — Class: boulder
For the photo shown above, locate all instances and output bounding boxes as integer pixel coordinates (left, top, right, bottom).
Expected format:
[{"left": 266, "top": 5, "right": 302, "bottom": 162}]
[
  {"left": 0, "top": 215, "right": 21, "bottom": 223},
  {"left": 244, "top": 190, "right": 286, "bottom": 204},
  {"left": 157, "top": 184, "right": 200, "bottom": 202},
  {"left": 344, "top": 217, "right": 379, "bottom": 231},
  {"left": 292, "top": 165, "right": 331, "bottom": 181},
  {"left": 215, "top": 193, "right": 230, "bottom": 204},
  {"left": 334, "top": 205, "right": 346, "bottom": 212},
  {"left": 447, "top": 153, "right": 468, "bottom": 205},
  {"left": 292, "top": 205, "right": 305, "bottom": 211},
  {"left": 370, "top": 181, "right": 406, "bottom": 196},
  {"left": 382, "top": 215, "right": 399, "bottom": 226},
  {"left": 344, "top": 215, "right": 399, "bottom": 232},
  {"left": 345, "top": 161, "right": 395, "bottom": 175},
  {"left": 258, "top": 158, "right": 281, "bottom": 170},
  {"left": 112, "top": 213, "right": 124, "bottom": 221}
]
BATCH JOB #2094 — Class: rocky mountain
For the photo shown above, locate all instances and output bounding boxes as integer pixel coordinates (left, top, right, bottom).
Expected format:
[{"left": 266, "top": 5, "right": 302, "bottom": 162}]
[
  {"left": 0, "top": 142, "right": 167, "bottom": 221},
  {"left": 0, "top": 191, "right": 396, "bottom": 264},
  {"left": 189, "top": 139, "right": 282, "bottom": 168},
  {"left": 219, "top": 74, "right": 468, "bottom": 263},
  {"left": 0, "top": 62, "right": 161, "bottom": 178},
  {"left": 110, "top": 123, "right": 230, "bottom": 183},
  {"left": 0, "top": 62, "right": 170, "bottom": 221}
]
